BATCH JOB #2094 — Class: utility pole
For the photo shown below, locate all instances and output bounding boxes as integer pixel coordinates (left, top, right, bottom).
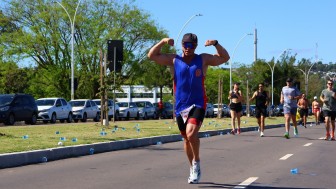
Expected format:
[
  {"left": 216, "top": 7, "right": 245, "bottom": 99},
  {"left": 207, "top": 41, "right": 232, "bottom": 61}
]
[{"left": 217, "top": 76, "right": 223, "bottom": 118}]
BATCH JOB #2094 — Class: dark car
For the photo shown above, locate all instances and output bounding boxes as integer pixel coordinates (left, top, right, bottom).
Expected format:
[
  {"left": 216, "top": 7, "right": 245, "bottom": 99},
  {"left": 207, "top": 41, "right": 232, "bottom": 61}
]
[
  {"left": 153, "top": 102, "right": 174, "bottom": 119},
  {"left": 274, "top": 104, "right": 284, "bottom": 116},
  {"left": 0, "top": 94, "right": 38, "bottom": 125},
  {"left": 242, "top": 104, "right": 254, "bottom": 116}
]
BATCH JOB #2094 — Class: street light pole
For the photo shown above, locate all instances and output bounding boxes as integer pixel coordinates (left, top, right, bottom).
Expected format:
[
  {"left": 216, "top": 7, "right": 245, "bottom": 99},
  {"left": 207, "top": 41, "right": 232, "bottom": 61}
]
[
  {"left": 175, "top": 14, "right": 202, "bottom": 46},
  {"left": 296, "top": 60, "right": 318, "bottom": 95},
  {"left": 55, "top": 0, "right": 81, "bottom": 100},
  {"left": 229, "top": 33, "right": 253, "bottom": 95},
  {"left": 266, "top": 48, "right": 291, "bottom": 105}
]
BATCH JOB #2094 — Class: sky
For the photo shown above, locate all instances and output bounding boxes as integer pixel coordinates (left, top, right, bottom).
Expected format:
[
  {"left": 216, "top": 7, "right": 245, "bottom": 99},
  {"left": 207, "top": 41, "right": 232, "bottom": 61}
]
[{"left": 134, "top": 0, "right": 336, "bottom": 68}]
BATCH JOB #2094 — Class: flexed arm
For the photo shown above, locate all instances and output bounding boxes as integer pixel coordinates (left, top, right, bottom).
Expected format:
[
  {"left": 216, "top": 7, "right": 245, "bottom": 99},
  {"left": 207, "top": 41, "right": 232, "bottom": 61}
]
[
  {"left": 148, "top": 38, "right": 175, "bottom": 66},
  {"left": 202, "top": 40, "right": 230, "bottom": 66}
]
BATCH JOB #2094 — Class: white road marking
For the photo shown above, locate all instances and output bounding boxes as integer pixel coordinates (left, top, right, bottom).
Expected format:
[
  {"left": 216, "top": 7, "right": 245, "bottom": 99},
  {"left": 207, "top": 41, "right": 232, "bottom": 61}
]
[
  {"left": 234, "top": 177, "right": 258, "bottom": 188},
  {"left": 279, "top": 154, "right": 293, "bottom": 160},
  {"left": 303, "top": 143, "right": 312, "bottom": 147}
]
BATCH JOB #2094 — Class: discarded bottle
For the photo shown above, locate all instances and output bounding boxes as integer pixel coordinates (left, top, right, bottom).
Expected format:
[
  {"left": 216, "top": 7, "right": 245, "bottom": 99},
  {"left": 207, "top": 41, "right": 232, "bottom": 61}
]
[
  {"left": 22, "top": 135, "right": 29, "bottom": 139},
  {"left": 290, "top": 168, "right": 299, "bottom": 174},
  {"left": 41, "top": 156, "right": 48, "bottom": 163},
  {"left": 156, "top": 141, "right": 162, "bottom": 145},
  {"left": 100, "top": 131, "right": 107, "bottom": 136},
  {"left": 55, "top": 131, "right": 60, "bottom": 134},
  {"left": 71, "top": 138, "right": 77, "bottom": 142},
  {"left": 89, "top": 148, "right": 95, "bottom": 155},
  {"left": 60, "top": 137, "right": 66, "bottom": 141}
]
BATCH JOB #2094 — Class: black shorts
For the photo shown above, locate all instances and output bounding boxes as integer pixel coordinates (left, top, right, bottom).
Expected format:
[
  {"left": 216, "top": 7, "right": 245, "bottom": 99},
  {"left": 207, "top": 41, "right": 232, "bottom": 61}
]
[
  {"left": 230, "top": 102, "right": 242, "bottom": 113},
  {"left": 299, "top": 108, "right": 309, "bottom": 117},
  {"left": 322, "top": 110, "right": 336, "bottom": 121},
  {"left": 255, "top": 107, "right": 267, "bottom": 118},
  {"left": 176, "top": 107, "right": 205, "bottom": 132}
]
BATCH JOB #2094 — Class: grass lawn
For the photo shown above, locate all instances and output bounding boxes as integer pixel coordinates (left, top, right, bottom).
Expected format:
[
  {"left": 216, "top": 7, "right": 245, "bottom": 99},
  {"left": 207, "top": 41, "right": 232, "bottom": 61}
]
[{"left": 0, "top": 116, "right": 314, "bottom": 154}]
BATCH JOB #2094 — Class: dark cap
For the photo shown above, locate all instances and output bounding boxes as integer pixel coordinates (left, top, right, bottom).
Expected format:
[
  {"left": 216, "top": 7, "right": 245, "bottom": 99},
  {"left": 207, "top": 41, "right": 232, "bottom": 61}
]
[
  {"left": 182, "top": 33, "right": 198, "bottom": 43},
  {"left": 286, "top": 77, "right": 293, "bottom": 82},
  {"left": 234, "top": 82, "right": 240, "bottom": 85}
]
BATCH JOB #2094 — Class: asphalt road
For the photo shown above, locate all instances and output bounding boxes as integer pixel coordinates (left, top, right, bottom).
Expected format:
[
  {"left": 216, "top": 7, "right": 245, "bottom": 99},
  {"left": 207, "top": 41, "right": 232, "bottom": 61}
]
[{"left": 0, "top": 124, "right": 335, "bottom": 189}]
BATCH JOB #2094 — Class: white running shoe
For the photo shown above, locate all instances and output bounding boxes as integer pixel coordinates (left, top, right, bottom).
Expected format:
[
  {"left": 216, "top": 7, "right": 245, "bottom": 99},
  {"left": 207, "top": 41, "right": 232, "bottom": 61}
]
[
  {"left": 260, "top": 132, "right": 264, "bottom": 137},
  {"left": 188, "top": 161, "right": 201, "bottom": 184}
]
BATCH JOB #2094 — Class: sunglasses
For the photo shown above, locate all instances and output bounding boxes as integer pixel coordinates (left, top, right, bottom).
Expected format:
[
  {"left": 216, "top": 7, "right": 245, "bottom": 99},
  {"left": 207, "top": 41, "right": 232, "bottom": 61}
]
[
  {"left": 183, "top": 42, "right": 197, "bottom": 49},
  {"left": 327, "top": 83, "right": 333, "bottom": 85}
]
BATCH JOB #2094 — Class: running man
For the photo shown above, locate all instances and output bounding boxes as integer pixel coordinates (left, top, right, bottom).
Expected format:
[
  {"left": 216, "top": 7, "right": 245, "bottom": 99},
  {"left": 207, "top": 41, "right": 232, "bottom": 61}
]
[
  {"left": 249, "top": 83, "right": 269, "bottom": 137},
  {"left": 320, "top": 79, "right": 336, "bottom": 140},
  {"left": 297, "top": 93, "right": 309, "bottom": 128},
  {"left": 280, "top": 78, "right": 302, "bottom": 139},
  {"left": 312, "top": 96, "right": 321, "bottom": 125},
  {"left": 148, "top": 33, "right": 230, "bottom": 183}
]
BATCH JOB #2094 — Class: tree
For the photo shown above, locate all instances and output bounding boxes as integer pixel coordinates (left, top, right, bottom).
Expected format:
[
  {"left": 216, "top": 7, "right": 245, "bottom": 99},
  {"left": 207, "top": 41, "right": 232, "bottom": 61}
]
[{"left": 2, "top": 0, "right": 167, "bottom": 99}]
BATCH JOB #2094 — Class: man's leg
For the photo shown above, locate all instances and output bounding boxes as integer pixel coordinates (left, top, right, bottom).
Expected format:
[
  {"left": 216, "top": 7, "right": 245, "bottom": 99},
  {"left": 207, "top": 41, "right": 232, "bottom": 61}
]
[
  {"left": 324, "top": 116, "right": 330, "bottom": 140},
  {"left": 186, "top": 118, "right": 202, "bottom": 184}
]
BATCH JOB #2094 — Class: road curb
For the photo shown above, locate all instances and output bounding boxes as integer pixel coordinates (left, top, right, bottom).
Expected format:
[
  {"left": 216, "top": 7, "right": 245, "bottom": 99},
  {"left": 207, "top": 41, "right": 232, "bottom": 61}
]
[{"left": 0, "top": 124, "right": 284, "bottom": 169}]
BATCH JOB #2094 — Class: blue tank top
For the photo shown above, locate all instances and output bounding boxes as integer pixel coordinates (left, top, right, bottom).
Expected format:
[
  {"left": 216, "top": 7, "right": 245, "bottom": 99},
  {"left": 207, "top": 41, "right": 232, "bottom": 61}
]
[{"left": 174, "top": 54, "right": 206, "bottom": 116}]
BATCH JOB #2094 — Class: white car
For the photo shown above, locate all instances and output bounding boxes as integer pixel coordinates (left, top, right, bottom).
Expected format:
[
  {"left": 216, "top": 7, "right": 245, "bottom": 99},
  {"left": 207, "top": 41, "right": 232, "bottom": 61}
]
[
  {"left": 92, "top": 99, "right": 120, "bottom": 121},
  {"left": 69, "top": 99, "right": 100, "bottom": 122},
  {"left": 116, "top": 102, "right": 139, "bottom": 120},
  {"left": 135, "top": 101, "right": 157, "bottom": 120},
  {"left": 214, "top": 104, "right": 230, "bottom": 117},
  {"left": 36, "top": 98, "right": 73, "bottom": 123},
  {"left": 205, "top": 103, "right": 215, "bottom": 118}
]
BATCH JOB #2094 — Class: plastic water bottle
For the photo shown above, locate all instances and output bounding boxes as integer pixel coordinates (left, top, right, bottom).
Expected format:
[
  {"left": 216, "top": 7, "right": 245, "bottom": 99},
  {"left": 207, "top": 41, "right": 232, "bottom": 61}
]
[
  {"left": 41, "top": 156, "right": 48, "bottom": 163},
  {"left": 100, "top": 131, "right": 107, "bottom": 136},
  {"left": 89, "top": 148, "right": 94, "bottom": 155},
  {"left": 156, "top": 141, "right": 162, "bottom": 145},
  {"left": 290, "top": 168, "right": 299, "bottom": 174},
  {"left": 22, "top": 135, "right": 29, "bottom": 139},
  {"left": 55, "top": 131, "right": 60, "bottom": 134},
  {"left": 71, "top": 138, "right": 77, "bottom": 142},
  {"left": 60, "top": 137, "right": 66, "bottom": 141}
]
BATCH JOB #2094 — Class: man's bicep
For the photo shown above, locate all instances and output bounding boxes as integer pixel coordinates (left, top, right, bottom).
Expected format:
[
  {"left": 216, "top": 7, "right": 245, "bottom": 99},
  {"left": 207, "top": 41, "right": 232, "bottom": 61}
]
[{"left": 152, "top": 54, "right": 174, "bottom": 66}]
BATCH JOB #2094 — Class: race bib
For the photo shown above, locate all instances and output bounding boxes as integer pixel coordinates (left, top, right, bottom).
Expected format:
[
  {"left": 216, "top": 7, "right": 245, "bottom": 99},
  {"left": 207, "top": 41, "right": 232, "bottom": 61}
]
[{"left": 180, "top": 104, "right": 195, "bottom": 123}]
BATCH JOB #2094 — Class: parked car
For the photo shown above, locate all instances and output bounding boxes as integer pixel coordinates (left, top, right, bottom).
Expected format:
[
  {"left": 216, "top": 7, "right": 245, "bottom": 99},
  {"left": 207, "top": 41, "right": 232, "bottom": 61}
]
[
  {"left": 274, "top": 104, "right": 284, "bottom": 116},
  {"left": 69, "top": 99, "right": 100, "bottom": 122},
  {"left": 223, "top": 104, "right": 231, "bottom": 117},
  {"left": 249, "top": 105, "right": 256, "bottom": 116},
  {"left": 205, "top": 103, "right": 215, "bottom": 118},
  {"left": 116, "top": 102, "right": 139, "bottom": 120},
  {"left": 214, "top": 104, "right": 231, "bottom": 117},
  {"left": 267, "top": 105, "right": 275, "bottom": 117},
  {"left": 36, "top": 98, "right": 73, "bottom": 123},
  {"left": 213, "top": 103, "right": 221, "bottom": 117},
  {"left": 135, "top": 101, "right": 157, "bottom": 120},
  {"left": 153, "top": 102, "right": 174, "bottom": 119},
  {"left": 92, "top": 99, "right": 120, "bottom": 121},
  {"left": 242, "top": 104, "right": 254, "bottom": 116},
  {"left": 0, "top": 94, "right": 38, "bottom": 125}
]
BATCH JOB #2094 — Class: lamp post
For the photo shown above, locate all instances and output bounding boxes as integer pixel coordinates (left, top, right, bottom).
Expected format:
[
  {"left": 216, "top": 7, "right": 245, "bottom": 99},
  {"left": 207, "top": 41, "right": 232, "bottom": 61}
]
[
  {"left": 229, "top": 33, "right": 253, "bottom": 95},
  {"left": 55, "top": 0, "right": 81, "bottom": 100},
  {"left": 266, "top": 48, "right": 291, "bottom": 105},
  {"left": 296, "top": 59, "right": 318, "bottom": 95},
  {"left": 175, "top": 14, "right": 202, "bottom": 46}
]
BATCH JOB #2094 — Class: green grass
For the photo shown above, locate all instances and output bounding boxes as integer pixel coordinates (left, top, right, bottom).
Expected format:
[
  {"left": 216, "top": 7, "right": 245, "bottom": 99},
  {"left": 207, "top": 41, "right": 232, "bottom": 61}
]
[{"left": 0, "top": 116, "right": 313, "bottom": 154}]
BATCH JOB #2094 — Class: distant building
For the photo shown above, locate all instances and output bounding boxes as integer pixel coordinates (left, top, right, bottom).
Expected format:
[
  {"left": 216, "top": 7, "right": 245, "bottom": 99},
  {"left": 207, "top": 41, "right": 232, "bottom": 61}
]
[{"left": 115, "top": 85, "right": 172, "bottom": 103}]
